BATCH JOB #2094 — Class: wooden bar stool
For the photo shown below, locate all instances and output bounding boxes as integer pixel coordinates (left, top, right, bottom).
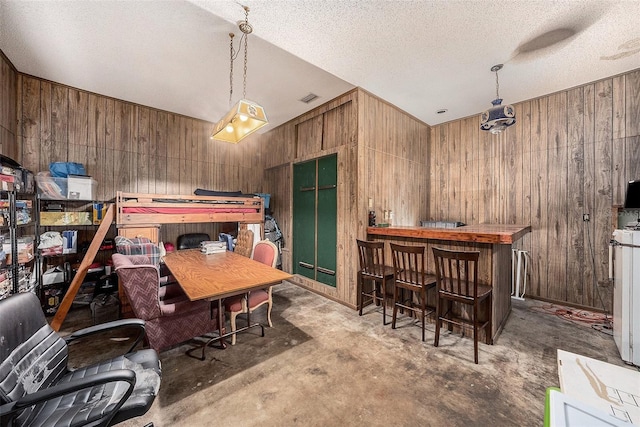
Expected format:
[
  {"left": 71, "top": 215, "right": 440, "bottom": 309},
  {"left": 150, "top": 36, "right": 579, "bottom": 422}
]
[
  {"left": 356, "top": 239, "right": 394, "bottom": 325},
  {"left": 390, "top": 243, "right": 437, "bottom": 341},
  {"left": 432, "top": 247, "right": 492, "bottom": 364}
]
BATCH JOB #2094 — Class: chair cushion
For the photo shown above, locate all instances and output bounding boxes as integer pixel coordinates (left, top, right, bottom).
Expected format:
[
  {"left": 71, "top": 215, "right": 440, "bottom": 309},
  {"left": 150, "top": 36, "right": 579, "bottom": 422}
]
[
  {"left": 439, "top": 280, "right": 492, "bottom": 300},
  {"left": 395, "top": 270, "right": 437, "bottom": 288},
  {"left": 360, "top": 264, "right": 395, "bottom": 280},
  {"left": 0, "top": 293, "right": 69, "bottom": 407},
  {"left": 26, "top": 350, "right": 160, "bottom": 427},
  {"left": 224, "top": 290, "right": 269, "bottom": 312}
]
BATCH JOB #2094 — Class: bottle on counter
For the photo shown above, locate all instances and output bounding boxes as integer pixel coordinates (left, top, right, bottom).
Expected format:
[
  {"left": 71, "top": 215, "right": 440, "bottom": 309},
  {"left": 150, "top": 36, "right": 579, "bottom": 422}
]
[{"left": 368, "top": 210, "right": 376, "bottom": 226}]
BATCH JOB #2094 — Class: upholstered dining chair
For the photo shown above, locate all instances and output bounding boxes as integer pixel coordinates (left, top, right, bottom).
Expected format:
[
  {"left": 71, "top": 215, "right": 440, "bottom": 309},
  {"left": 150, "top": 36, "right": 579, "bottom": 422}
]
[
  {"left": 224, "top": 239, "right": 278, "bottom": 345},
  {"left": 356, "top": 239, "right": 394, "bottom": 325},
  {"left": 390, "top": 243, "right": 437, "bottom": 341},
  {"left": 113, "top": 253, "right": 222, "bottom": 352},
  {"left": 0, "top": 292, "right": 161, "bottom": 427},
  {"left": 234, "top": 228, "right": 254, "bottom": 258},
  {"left": 432, "top": 247, "right": 492, "bottom": 364},
  {"left": 177, "top": 232, "right": 210, "bottom": 250}
]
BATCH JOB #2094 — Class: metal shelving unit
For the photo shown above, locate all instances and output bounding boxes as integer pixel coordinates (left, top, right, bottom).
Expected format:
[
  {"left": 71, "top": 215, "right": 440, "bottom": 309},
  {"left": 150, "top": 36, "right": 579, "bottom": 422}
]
[
  {"left": 0, "top": 190, "right": 37, "bottom": 300},
  {"left": 35, "top": 196, "right": 116, "bottom": 314}
]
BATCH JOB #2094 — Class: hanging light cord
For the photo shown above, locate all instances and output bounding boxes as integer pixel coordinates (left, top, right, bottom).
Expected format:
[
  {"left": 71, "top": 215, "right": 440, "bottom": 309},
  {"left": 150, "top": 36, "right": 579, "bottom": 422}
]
[
  {"left": 228, "top": 33, "right": 235, "bottom": 107},
  {"left": 227, "top": 5, "right": 251, "bottom": 105},
  {"left": 243, "top": 16, "right": 248, "bottom": 99},
  {"left": 495, "top": 69, "right": 500, "bottom": 100}
]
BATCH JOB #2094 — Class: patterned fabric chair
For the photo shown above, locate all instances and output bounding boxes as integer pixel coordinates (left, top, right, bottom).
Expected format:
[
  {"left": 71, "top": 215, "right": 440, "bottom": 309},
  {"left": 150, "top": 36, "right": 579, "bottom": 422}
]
[
  {"left": 224, "top": 240, "right": 278, "bottom": 345},
  {"left": 234, "top": 228, "right": 254, "bottom": 258},
  {"left": 115, "top": 236, "right": 161, "bottom": 265},
  {"left": 113, "top": 253, "right": 222, "bottom": 352}
]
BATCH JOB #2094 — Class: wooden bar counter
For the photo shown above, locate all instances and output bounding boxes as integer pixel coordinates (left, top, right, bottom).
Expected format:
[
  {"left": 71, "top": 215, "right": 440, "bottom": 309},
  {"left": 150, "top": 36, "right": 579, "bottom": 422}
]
[{"left": 367, "top": 224, "right": 531, "bottom": 344}]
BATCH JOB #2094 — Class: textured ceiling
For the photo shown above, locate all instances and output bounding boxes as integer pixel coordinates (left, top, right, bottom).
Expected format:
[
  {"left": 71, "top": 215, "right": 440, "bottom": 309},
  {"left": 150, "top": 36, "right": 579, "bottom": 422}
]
[{"left": 1, "top": 0, "right": 639, "bottom": 132}]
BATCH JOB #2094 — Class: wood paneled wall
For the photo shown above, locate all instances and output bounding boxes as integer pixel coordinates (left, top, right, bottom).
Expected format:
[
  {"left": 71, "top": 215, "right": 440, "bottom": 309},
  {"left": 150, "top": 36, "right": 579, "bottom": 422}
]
[
  {"left": 0, "top": 51, "right": 18, "bottom": 160},
  {"left": 428, "top": 68, "right": 640, "bottom": 311},
  {"left": 258, "top": 88, "right": 429, "bottom": 308},
  {"left": 259, "top": 90, "right": 359, "bottom": 307},
  {"left": 10, "top": 49, "right": 636, "bottom": 313},
  {"left": 16, "top": 75, "right": 266, "bottom": 244},
  {"left": 358, "top": 89, "right": 430, "bottom": 230}
]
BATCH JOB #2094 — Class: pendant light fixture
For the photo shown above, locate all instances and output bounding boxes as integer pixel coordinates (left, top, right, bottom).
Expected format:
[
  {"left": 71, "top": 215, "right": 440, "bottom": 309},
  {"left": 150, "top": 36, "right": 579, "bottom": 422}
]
[
  {"left": 212, "top": 5, "right": 268, "bottom": 143},
  {"left": 480, "top": 64, "right": 515, "bottom": 134}
]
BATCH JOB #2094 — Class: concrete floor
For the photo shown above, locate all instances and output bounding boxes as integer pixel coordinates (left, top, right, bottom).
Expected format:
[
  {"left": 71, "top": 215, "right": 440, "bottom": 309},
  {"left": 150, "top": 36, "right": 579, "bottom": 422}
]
[{"left": 63, "top": 281, "right": 628, "bottom": 427}]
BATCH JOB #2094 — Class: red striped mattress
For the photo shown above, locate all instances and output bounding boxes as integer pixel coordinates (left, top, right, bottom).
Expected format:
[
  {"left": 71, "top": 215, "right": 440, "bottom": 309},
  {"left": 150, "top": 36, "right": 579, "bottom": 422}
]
[{"left": 122, "top": 207, "right": 256, "bottom": 214}]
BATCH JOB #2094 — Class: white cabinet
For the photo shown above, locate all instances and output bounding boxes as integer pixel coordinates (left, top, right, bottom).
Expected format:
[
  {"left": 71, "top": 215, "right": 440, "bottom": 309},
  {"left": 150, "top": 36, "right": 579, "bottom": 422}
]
[{"left": 612, "top": 229, "right": 640, "bottom": 366}]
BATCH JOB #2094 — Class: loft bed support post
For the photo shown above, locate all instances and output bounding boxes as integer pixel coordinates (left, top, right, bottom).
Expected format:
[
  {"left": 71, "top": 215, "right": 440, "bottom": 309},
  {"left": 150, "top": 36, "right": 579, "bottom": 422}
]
[{"left": 50, "top": 203, "right": 115, "bottom": 331}]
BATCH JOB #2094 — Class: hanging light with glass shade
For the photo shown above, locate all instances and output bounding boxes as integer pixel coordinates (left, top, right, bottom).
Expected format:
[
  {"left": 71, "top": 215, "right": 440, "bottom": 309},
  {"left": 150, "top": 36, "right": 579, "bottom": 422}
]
[
  {"left": 212, "top": 5, "right": 268, "bottom": 143},
  {"left": 480, "top": 64, "right": 515, "bottom": 134}
]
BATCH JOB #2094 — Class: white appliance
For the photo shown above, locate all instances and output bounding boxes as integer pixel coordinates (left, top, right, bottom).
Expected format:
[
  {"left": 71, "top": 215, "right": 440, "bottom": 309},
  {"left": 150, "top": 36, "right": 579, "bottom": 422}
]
[{"left": 612, "top": 229, "right": 640, "bottom": 366}]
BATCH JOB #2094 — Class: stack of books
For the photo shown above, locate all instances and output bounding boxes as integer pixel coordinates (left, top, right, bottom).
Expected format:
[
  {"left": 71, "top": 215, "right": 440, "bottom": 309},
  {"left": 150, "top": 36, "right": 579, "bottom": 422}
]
[{"left": 200, "top": 241, "right": 227, "bottom": 254}]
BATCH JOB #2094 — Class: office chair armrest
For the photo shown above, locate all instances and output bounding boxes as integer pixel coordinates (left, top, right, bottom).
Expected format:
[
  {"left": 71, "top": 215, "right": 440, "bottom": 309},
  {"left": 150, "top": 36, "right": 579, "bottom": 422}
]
[
  {"left": 65, "top": 318, "right": 146, "bottom": 353},
  {"left": 0, "top": 369, "right": 136, "bottom": 419}
]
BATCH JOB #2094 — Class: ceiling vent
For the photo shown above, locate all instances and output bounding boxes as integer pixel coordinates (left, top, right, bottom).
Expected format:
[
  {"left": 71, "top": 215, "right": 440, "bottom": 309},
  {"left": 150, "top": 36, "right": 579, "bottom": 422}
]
[{"left": 299, "top": 93, "right": 319, "bottom": 104}]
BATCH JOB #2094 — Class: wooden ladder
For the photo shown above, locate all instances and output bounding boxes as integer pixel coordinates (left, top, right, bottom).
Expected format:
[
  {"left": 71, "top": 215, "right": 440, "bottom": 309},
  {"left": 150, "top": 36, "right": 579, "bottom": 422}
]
[{"left": 51, "top": 203, "right": 115, "bottom": 331}]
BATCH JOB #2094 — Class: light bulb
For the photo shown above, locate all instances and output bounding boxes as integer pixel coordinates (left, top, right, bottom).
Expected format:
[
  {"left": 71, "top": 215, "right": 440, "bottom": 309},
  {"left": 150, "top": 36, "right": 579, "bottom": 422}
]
[
  {"left": 239, "top": 114, "right": 248, "bottom": 122},
  {"left": 226, "top": 124, "right": 234, "bottom": 133}
]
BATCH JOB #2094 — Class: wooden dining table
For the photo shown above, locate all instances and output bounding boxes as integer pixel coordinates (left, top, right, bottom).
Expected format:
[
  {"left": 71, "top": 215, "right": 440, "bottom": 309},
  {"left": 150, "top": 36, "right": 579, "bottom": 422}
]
[{"left": 162, "top": 249, "right": 292, "bottom": 358}]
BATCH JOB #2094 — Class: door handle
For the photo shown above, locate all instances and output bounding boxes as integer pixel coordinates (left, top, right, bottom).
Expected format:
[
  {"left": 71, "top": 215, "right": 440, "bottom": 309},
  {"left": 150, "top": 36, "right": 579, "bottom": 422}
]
[
  {"left": 317, "top": 185, "right": 336, "bottom": 191},
  {"left": 300, "top": 186, "right": 316, "bottom": 192},
  {"left": 298, "top": 261, "right": 314, "bottom": 269},
  {"left": 316, "top": 267, "right": 335, "bottom": 276}
]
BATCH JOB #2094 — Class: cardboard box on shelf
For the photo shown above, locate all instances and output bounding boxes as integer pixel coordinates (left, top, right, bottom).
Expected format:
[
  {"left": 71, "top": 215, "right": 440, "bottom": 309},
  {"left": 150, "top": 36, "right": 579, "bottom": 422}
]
[
  {"left": 62, "top": 230, "right": 77, "bottom": 254},
  {"left": 67, "top": 176, "right": 96, "bottom": 200},
  {"left": 2, "top": 236, "right": 35, "bottom": 264},
  {"left": 40, "top": 212, "right": 91, "bottom": 226},
  {"left": 42, "top": 265, "right": 66, "bottom": 286},
  {"left": 0, "top": 174, "right": 14, "bottom": 191},
  {"left": 93, "top": 202, "right": 106, "bottom": 224}
]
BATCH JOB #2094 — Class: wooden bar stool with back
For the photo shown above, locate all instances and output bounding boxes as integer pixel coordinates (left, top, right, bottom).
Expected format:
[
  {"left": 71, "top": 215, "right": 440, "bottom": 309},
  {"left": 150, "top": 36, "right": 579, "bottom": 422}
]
[
  {"left": 432, "top": 247, "right": 492, "bottom": 364},
  {"left": 389, "top": 243, "right": 437, "bottom": 341},
  {"left": 356, "top": 239, "right": 394, "bottom": 325}
]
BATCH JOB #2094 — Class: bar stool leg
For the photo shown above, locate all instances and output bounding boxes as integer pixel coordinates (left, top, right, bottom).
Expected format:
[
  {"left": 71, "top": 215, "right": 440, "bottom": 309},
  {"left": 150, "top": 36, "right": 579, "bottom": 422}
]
[{"left": 392, "top": 283, "right": 399, "bottom": 329}]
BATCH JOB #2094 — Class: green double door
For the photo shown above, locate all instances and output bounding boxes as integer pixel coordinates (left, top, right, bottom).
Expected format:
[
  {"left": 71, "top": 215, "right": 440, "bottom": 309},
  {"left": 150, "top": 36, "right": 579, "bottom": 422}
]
[{"left": 292, "top": 155, "right": 337, "bottom": 287}]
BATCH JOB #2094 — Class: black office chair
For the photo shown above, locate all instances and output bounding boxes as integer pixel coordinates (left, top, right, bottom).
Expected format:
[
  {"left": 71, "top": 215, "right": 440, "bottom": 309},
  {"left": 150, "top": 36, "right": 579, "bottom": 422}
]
[
  {"left": 177, "top": 232, "right": 210, "bottom": 250},
  {"left": 0, "top": 292, "right": 161, "bottom": 427}
]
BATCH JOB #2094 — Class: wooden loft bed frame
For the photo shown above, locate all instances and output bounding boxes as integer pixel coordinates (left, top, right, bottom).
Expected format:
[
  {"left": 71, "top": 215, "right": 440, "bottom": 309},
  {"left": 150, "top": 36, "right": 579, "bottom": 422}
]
[
  {"left": 51, "top": 192, "right": 265, "bottom": 331},
  {"left": 116, "top": 191, "right": 265, "bottom": 226},
  {"left": 115, "top": 192, "right": 265, "bottom": 318}
]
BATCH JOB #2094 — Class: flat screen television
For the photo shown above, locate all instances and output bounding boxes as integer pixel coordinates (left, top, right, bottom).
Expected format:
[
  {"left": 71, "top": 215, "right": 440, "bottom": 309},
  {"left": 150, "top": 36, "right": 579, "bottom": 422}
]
[{"left": 624, "top": 180, "right": 640, "bottom": 208}]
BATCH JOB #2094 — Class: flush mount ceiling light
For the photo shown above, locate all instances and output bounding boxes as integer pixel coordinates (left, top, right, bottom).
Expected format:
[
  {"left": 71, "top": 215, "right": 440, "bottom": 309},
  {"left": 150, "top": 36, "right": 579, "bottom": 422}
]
[
  {"left": 212, "top": 5, "right": 268, "bottom": 143},
  {"left": 480, "top": 64, "right": 515, "bottom": 134}
]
